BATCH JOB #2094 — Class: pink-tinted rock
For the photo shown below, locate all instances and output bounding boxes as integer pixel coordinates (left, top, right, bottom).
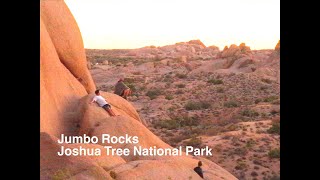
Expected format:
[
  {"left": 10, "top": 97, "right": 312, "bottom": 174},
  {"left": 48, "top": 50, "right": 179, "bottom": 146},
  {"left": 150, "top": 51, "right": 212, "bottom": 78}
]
[
  {"left": 40, "top": 0, "right": 95, "bottom": 93},
  {"left": 40, "top": 132, "right": 125, "bottom": 180},
  {"left": 275, "top": 40, "right": 280, "bottom": 52}
]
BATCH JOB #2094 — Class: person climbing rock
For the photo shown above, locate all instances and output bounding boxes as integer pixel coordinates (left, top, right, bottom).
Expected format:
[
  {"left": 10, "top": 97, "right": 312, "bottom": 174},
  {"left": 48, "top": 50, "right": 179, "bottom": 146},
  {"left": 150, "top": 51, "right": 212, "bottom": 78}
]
[
  {"left": 194, "top": 161, "right": 204, "bottom": 179},
  {"left": 114, "top": 78, "right": 131, "bottom": 99},
  {"left": 90, "top": 90, "right": 117, "bottom": 116}
]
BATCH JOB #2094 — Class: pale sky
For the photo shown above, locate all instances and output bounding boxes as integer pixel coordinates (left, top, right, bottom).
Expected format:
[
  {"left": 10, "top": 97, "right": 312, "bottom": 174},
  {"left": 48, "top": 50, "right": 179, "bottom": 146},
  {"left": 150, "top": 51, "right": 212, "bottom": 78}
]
[{"left": 65, "top": 0, "right": 280, "bottom": 50}]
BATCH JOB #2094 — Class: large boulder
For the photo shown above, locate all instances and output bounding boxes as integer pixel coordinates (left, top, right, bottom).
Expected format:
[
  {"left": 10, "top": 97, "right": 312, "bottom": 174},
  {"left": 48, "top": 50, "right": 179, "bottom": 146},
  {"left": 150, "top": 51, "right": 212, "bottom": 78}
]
[
  {"left": 78, "top": 92, "right": 171, "bottom": 160},
  {"left": 275, "top": 40, "right": 280, "bottom": 52},
  {"left": 239, "top": 43, "right": 251, "bottom": 53},
  {"left": 40, "top": 132, "right": 125, "bottom": 180},
  {"left": 221, "top": 44, "right": 241, "bottom": 58},
  {"left": 229, "top": 55, "right": 256, "bottom": 72},
  {"left": 207, "top": 45, "right": 220, "bottom": 55},
  {"left": 188, "top": 40, "right": 207, "bottom": 48},
  {"left": 40, "top": 0, "right": 95, "bottom": 94},
  {"left": 41, "top": 89, "right": 236, "bottom": 179},
  {"left": 77, "top": 91, "right": 238, "bottom": 179},
  {"left": 78, "top": 92, "right": 146, "bottom": 135},
  {"left": 41, "top": 129, "right": 237, "bottom": 180},
  {"left": 110, "top": 158, "right": 236, "bottom": 180},
  {"left": 40, "top": 0, "right": 96, "bottom": 136},
  {"left": 40, "top": 17, "right": 87, "bottom": 137},
  {"left": 220, "top": 43, "right": 251, "bottom": 59}
]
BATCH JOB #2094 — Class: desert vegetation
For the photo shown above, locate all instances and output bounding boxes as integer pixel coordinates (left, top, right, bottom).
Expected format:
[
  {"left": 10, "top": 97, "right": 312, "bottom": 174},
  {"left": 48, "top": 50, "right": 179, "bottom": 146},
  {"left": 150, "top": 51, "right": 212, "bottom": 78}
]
[{"left": 88, "top": 40, "right": 280, "bottom": 180}]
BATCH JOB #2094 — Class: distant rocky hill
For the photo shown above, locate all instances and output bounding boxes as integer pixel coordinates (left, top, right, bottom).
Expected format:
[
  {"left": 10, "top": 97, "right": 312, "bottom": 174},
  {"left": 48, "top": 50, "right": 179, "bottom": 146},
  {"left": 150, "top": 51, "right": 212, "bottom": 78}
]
[{"left": 86, "top": 39, "right": 220, "bottom": 64}]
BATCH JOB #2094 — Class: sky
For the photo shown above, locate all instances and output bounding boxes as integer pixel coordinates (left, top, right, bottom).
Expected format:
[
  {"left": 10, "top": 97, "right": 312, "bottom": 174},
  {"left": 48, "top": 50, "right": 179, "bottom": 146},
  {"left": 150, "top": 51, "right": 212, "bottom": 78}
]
[{"left": 65, "top": 0, "right": 280, "bottom": 50}]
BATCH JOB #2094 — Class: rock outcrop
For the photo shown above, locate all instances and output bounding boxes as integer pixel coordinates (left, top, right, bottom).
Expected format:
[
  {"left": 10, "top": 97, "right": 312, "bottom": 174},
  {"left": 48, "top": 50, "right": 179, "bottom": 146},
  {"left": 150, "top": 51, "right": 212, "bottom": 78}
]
[
  {"left": 40, "top": 132, "right": 125, "bottom": 180},
  {"left": 40, "top": 0, "right": 97, "bottom": 137},
  {"left": 40, "top": 16, "right": 87, "bottom": 137},
  {"left": 40, "top": 0, "right": 95, "bottom": 94},
  {"left": 77, "top": 92, "right": 237, "bottom": 179},
  {"left": 220, "top": 43, "right": 251, "bottom": 59},
  {"left": 275, "top": 40, "right": 280, "bottom": 52},
  {"left": 188, "top": 39, "right": 207, "bottom": 48},
  {"left": 40, "top": 0, "right": 237, "bottom": 179},
  {"left": 208, "top": 45, "right": 220, "bottom": 51}
]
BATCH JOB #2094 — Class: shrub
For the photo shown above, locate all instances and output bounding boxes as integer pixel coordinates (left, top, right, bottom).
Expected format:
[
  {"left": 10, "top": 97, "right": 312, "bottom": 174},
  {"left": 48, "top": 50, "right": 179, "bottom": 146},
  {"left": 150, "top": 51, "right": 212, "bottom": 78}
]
[
  {"left": 139, "top": 86, "right": 146, "bottom": 92},
  {"left": 153, "top": 116, "right": 200, "bottom": 130},
  {"left": 132, "top": 71, "right": 142, "bottom": 75},
  {"left": 164, "top": 78, "right": 173, "bottom": 83},
  {"left": 216, "top": 87, "right": 225, "bottom": 93},
  {"left": 268, "top": 149, "right": 280, "bottom": 159},
  {"left": 205, "top": 126, "right": 222, "bottom": 136},
  {"left": 52, "top": 169, "right": 72, "bottom": 180},
  {"left": 222, "top": 134, "right": 233, "bottom": 140},
  {"left": 123, "top": 78, "right": 135, "bottom": 84},
  {"left": 272, "top": 99, "right": 280, "bottom": 105},
  {"left": 241, "top": 109, "right": 259, "bottom": 117},
  {"left": 185, "top": 101, "right": 211, "bottom": 110},
  {"left": 267, "top": 122, "right": 280, "bottom": 135},
  {"left": 270, "top": 109, "right": 280, "bottom": 115},
  {"left": 176, "top": 84, "right": 186, "bottom": 88},
  {"left": 255, "top": 99, "right": 262, "bottom": 104},
  {"left": 263, "top": 96, "right": 279, "bottom": 103},
  {"left": 175, "top": 90, "right": 184, "bottom": 94},
  {"left": 251, "top": 171, "right": 259, "bottom": 177},
  {"left": 165, "top": 74, "right": 172, "bottom": 78},
  {"left": 260, "top": 86, "right": 269, "bottom": 91},
  {"left": 261, "top": 78, "right": 272, "bottom": 84},
  {"left": 179, "top": 116, "right": 200, "bottom": 126},
  {"left": 126, "top": 83, "right": 136, "bottom": 92},
  {"left": 246, "top": 139, "right": 256, "bottom": 148},
  {"left": 190, "top": 128, "right": 203, "bottom": 135},
  {"left": 217, "top": 118, "right": 240, "bottom": 126},
  {"left": 110, "top": 171, "right": 117, "bottom": 179},
  {"left": 168, "top": 107, "right": 175, "bottom": 112},
  {"left": 232, "top": 147, "right": 248, "bottom": 156},
  {"left": 165, "top": 95, "right": 174, "bottom": 100},
  {"left": 169, "top": 134, "right": 191, "bottom": 144},
  {"left": 224, "top": 101, "right": 239, "bottom": 108},
  {"left": 207, "top": 79, "right": 223, "bottom": 85},
  {"left": 225, "top": 124, "right": 238, "bottom": 131},
  {"left": 176, "top": 73, "right": 187, "bottom": 79},
  {"left": 267, "top": 175, "right": 281, "bottom": 180},
  {"left": 235, "top": 161, "right": 247, "bottom": 170},
  {"left": 153, "top": 119, "right": 180, "bottom": 130},
  {"left": 253, "top": 159, "right": 263, "bottom": 165},
  {"left": 183, "top": 136, "right": 202, "bottom": 148},
  {"left": 146, "top": 89, "right": 162, "bottom": 99}
]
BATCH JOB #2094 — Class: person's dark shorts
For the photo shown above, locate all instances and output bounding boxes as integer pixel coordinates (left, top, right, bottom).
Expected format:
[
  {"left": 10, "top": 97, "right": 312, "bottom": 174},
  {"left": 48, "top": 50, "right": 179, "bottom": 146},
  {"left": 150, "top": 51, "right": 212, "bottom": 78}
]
[{"left": 102, "top": 104, "right": 111, "bottom": 110}]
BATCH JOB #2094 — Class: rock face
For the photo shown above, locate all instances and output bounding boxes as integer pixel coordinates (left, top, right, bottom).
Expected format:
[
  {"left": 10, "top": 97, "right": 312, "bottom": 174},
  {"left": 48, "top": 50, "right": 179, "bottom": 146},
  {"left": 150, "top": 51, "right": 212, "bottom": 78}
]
[
  {"left": 76, "top": 92, "right": 237, "bottom": 179},
  {"left": 188, "top": 39, "right": 207, "bottom": 48},
  {"left": 40, "top": 132, "right": 125, "bottom": 180},
  {"left": 220, "top": 43, "right": 251, "bottom": 59},
  {"left": 40, "top": 17, "right": 86, "bottom": 137},
  {"left": 275, "top": 40, "right": 280, "bottom": 52},
  {"left": 40, "top": 0, "right": 95, "bottom": 94},
  {"left": 40, "top": 0, "right": 237, "bottom": 179},
  {"left": 239, "top": 43, "right": 251, "bottom": 53},
  {"left": 208, "top": 45, "right": 220, "bottom": 51},
  {"left": 40, "top": 0, "right": 96, "bottom": 137}
]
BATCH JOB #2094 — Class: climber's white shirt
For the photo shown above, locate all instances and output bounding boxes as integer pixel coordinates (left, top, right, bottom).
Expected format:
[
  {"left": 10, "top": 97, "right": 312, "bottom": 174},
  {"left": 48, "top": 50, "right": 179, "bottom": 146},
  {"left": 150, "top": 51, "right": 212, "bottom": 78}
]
[{"left": 93, "top": 95, "right": 109, "bottom": 107}]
